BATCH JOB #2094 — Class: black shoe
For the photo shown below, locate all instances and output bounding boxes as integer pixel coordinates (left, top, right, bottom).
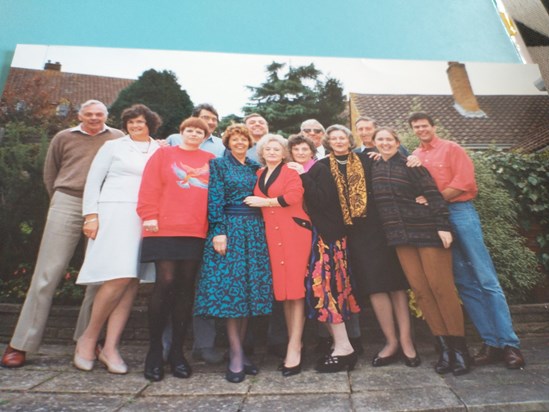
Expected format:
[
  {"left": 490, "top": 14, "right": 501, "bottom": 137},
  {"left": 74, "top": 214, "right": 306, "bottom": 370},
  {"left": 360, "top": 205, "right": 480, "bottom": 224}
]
[
  {"left": 434, "top": 336, "right": 454, "bottom": 375},
  {"left": 282, "top": 361, "right": 302, "bottom": 377},
  {"left": 372, "top": 348, "right": 400, "bottom": 367},
  {"left": 243, "top": 361, "right": 259, "bottom": 375},
  {"left": 315, "top": 352, "right": 357, "bottom": 373},
  {"left": 403, "top": 353, "right": 421, "bottom": 367},
  {"left": 226, "top": 366, "right": 245, "bottom": 383},
  {"left": 169, "top": 355, "right": 192, "bottom": 379},
  {"left": 314, "top": 337, "right": 333, "bottom": 356},
  {"left": 267, "top": 343, "right": 287, "bottom": 359},
  {"left": 144, "top": 349, "right": 164, "bottom": 382},
  {"left": 450, "top": 336, "right": 470, "bottom": 376},
  {"left": 349, "top": 337, "right": 364, "bottom": 356}
]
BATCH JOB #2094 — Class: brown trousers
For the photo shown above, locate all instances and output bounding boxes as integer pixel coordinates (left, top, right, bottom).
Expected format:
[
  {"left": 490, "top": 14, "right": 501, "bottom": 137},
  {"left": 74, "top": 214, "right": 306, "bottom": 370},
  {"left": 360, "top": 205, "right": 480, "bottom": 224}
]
[{"left": 396, "top": 246, "right": 464, "bottom": 337}]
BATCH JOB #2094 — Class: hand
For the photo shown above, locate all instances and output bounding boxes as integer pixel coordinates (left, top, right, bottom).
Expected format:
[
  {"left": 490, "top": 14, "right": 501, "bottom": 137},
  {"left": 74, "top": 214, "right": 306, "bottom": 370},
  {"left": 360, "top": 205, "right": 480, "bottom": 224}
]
[
  {"left": 367, "top": 151, "right": 381, "bottom": 160},
  {"left": 438, "top": 231, "right": 453, "bottom": 248},
  {"left": 406, "top": 155, "right": 422, "bottom": 167},
  {"left": 213, "top": 235, "right": 227, "bottom": 256},
  {"left": 243, "top": 196, "right": 268, "bottom": 208},
  {"left": 143, "top": 219, "right": 159, "bottom": 233},
  {"left": 415, "top": 196, "right": 429, "bottom": 206},
  {"left": 83, "top": 218, "right": 99, "bottom": 240},
  {"left": 287, "top": 161, "right": 305, "bottom": 175},
  {"left": 157, "top": 139, "right": 169, "bottom": 147}
]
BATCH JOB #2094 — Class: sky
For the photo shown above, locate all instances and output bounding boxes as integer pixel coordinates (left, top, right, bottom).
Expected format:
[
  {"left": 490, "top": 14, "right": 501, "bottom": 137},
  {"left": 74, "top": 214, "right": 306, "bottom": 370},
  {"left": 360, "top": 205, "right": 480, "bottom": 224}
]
[{"left": 10, "top": 44, "right": 545, "bottom": 118}]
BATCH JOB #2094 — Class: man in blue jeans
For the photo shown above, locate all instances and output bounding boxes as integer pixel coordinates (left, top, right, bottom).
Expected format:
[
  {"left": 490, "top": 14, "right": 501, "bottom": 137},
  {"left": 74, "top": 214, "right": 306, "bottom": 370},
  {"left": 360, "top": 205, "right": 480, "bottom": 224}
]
[{"left": 409, "top": 112, "right": 525, "bottom": 369}]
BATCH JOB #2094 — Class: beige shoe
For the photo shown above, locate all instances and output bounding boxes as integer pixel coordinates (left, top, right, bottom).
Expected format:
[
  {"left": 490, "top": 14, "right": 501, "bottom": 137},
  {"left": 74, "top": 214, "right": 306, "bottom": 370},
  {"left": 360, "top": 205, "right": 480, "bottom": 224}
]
[
  {"left": 98, "top": 351, "right": 128, "bottom": 374},
  {"left": 73, "top": 352, "right": 94, "bottom": 371}
]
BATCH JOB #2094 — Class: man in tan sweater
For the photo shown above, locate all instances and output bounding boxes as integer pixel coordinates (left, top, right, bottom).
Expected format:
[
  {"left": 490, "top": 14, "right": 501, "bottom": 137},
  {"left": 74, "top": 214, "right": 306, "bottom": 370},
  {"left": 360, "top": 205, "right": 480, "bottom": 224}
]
[{"left": 1, "top": 100, "right": 123, "bottom": 368}]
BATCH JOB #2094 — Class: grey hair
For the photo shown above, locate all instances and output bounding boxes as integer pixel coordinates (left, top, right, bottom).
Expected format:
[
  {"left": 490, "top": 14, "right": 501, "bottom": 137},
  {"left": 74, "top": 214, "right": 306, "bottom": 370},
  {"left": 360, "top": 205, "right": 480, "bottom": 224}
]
[
  {"left": 79, "top": 99, "right": 108, "bottom": 116},
  {"left": 256, "top": 133, "right": 290, "bottom": 166},
  {"left": 300, "top": 118, "right": 325, "bottom": 133},
  {"left": 355, "top": 116, "right": 377, "bottom": 127},
  {"left": 323, "top": 124, "right": 357, "bottom": 151}
]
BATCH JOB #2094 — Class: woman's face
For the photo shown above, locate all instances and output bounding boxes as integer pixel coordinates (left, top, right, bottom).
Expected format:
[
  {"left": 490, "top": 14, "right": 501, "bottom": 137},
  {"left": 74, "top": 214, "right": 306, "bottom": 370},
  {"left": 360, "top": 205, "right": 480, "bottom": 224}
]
[
  {"left": 228, "top": 133, "right": 250, "bottom": 157},
  {"left": 291, "top": 142, "right": 314, "bottom": 165},
  {"left": 126, "top": 115, "right": 149, "bottom": 138},
  {"left": 328, "top": 130, "right": 351, "bottom": 155},
  {"left": 262, "top": 140, "right": 285, "bottom": 164},
  {"left": 374, "top": 130, "right": 400, "bottom": 158},
  {"left": 181, "top": 126, "right": 206, "bottom": 149}
]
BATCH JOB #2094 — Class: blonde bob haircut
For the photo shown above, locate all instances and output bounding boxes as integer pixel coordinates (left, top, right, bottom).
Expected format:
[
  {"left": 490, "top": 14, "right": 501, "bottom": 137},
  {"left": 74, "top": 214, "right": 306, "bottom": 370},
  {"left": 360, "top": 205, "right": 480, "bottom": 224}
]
[
  {"left": 255, "top": 134, "right": 290, "bottom": 166},
  {"left": 222, "top": 123, "right": 253, "bottom": 149}
]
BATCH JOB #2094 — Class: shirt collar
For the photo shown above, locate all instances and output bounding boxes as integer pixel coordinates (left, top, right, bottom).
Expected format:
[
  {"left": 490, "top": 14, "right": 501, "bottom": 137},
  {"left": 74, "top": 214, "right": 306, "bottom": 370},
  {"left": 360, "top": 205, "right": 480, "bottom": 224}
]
[
  {"left": 70, "top": 124, "right": 110, "bottom": 136},
  {"left": 419, "top": 135, "right": 441, "bottom": 150}
]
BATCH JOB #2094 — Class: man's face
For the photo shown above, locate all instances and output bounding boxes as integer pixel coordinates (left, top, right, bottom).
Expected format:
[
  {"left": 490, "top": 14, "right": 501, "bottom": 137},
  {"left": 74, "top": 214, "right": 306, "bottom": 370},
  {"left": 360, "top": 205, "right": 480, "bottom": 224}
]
[
  {"left": 356, "top": 120, "right": 376, "bottom": 147},
  {"left": 411, "top": 119, "right": 437, "bottom": 144},
  {"left": 78, "top": 104, "right": 107, "bottom": 135},
  {"left": 301, "top": 123, "right": 324, "bottom": 147},
  {"left": 245, "top": 116, "right": 268, "bottom": 142},
  {"left": 198, "top": 109, "right": 218, "bottom": 136}
]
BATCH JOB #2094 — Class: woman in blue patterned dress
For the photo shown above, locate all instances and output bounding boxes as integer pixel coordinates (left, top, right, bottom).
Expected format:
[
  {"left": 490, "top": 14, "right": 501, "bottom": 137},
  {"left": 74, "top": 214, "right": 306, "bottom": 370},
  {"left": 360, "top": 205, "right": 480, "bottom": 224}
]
[{"left": 194, "top": 124, "right": 272, "bottom": 383}]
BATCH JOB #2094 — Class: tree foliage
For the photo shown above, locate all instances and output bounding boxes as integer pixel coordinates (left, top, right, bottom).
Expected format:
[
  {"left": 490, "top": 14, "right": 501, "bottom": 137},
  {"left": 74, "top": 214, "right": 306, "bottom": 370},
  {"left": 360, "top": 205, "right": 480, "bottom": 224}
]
[
  {"left": 109, "top": 69, "right": 193, "bottom": 138},
  {"left": 243, "top": 62, "right": 346, "bottom": 135}
]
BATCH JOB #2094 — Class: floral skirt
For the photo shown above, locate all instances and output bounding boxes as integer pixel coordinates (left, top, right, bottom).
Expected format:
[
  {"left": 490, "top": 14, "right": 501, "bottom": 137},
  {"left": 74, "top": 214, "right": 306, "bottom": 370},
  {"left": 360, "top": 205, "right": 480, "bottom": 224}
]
[{"left": 305, "top": 228, "right": 360, "bottom": 324}]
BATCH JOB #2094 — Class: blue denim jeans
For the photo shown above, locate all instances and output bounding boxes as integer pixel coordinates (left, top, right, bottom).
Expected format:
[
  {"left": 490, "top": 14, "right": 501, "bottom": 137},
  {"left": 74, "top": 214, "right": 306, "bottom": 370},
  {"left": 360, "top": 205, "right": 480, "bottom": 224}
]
[{"left": 448, "top": 201, "right": 520, "bottom": 349}]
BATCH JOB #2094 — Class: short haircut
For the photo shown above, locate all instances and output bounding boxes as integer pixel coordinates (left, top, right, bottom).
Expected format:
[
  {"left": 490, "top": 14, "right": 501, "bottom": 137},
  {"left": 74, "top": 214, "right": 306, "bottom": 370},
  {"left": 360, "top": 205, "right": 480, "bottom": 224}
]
[
  {"left": 179, "top": 117, "right": 209, "bottom": 136},
  {"left": 255, "top": 133, "right": 290, "bottom": 166},
  {"left": 408, "top": 112, "right": 435, "bottom": 127},
  {"left": 287, "top": 134, "right": 317, "bottom": 157},
  {"left": 300, "top": 119, "right": 325, "bottom": 133},
  {"left": 324, "top": 124, "right": 357, "bottom": 150},
  {"left": 222, "top": 123, "right": 253, "bottom": 149},
  {"left": 244, "top": 113, "right": 268, "bottom": 125},
  {"left": 373, "top": 126, "right": 400, "bottom": 143},
  {"left": 79, "top": 99, "right": 108, "bottom": 116},
  {"left": 120, "top": 104, "right": 162, "bottom": 136},
  {"left": 192, "top": 103, "right": 219, "bottom": 120},
  {"left": 355, "top": 116, "right": 377, "bottom": 127}
]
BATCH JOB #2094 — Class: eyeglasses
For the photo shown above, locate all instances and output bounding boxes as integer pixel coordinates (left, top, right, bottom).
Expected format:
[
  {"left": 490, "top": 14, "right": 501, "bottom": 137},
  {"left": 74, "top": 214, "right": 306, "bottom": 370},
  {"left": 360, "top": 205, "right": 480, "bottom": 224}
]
[
  {"left": 199, "top": 115, "right": 218, "bottom": 123},
  {"left": 302, "top": 128, "right": 323, "bottom": 134}
]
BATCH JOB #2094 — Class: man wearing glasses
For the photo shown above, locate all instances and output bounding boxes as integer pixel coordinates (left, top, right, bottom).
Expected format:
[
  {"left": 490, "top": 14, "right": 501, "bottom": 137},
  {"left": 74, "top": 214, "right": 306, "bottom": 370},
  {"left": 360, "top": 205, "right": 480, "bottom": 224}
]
[{"left": 300, "top": 119, "right": 327, "bottom": 159}]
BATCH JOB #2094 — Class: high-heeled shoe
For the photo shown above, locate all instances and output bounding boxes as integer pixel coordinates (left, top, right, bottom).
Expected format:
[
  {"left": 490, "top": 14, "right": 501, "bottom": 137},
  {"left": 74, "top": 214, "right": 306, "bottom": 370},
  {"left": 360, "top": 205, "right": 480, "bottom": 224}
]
[
  {"left": 226, "top": 366, "right": 245, "bottom": 383},
  {"left": 315, "top": 351, "right": 357, "bottom": 373},
  {"left": 144, "top": 349, "right": 164, "bottom": 382},
  {"left": 281, "top": 361, "right": 302, "bottom": 377},
  {"left": 371, "top": 347, "right": 400, "bottom": 367},
  {"left": 73, "top": 352, "right": 94, "bottom": 371},
  {"left": 98, "top": 351, "right": 128, "bottom": 374}
]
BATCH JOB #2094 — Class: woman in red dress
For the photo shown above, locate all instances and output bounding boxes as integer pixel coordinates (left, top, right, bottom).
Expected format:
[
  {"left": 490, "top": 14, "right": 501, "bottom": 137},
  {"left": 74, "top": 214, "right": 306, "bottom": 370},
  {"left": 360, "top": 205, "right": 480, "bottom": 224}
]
[{"left": 244, "top": 134, "right": 312, "bottom": 376}]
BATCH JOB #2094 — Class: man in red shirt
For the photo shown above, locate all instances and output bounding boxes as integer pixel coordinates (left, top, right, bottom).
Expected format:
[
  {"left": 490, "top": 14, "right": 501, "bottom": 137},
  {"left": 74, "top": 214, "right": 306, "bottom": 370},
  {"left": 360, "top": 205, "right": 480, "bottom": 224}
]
[{"left": 409, "top": 112, "right": 525, "bottom": 370}]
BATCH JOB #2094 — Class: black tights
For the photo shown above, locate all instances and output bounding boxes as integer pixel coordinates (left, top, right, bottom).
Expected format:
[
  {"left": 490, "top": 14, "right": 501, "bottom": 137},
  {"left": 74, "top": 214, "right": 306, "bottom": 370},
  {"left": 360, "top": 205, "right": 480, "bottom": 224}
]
[{"left": 148, "top": 259, "right": 200, "bottom": 362}]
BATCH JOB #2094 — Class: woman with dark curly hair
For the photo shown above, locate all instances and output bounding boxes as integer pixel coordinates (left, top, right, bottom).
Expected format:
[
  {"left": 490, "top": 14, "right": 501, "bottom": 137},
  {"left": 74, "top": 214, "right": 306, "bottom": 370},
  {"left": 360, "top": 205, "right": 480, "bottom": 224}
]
[
  {"left": 194, "top": 124, "right": 272, "bottom": 384},
  {"left": 74, "top": 104, "right": 161, "bottom": 374}
]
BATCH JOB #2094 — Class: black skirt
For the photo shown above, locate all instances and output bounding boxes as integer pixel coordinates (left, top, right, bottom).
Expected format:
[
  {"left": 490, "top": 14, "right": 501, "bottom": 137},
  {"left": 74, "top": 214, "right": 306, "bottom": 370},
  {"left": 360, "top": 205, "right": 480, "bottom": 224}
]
[
  {"left": 141, "top": 236, "right": 205, "bottom": 262},
  {"left": 347, "top": 215, "right": 409, "bottom": 302}
]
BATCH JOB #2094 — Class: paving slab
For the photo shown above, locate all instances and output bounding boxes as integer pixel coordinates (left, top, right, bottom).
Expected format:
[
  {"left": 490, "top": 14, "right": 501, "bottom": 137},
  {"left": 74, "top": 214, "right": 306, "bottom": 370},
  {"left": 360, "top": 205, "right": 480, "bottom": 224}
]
[
  {"left": 31, "top": 371, "right": 148, "bottom": 395},
  {"left": 351, "top": 386, "right": 465, "bottom": 412},
  {"left": 0, "top": 393, "right": 125, "bottom": 412},
  {"left": 142, "top": 372, "right": 250, "bottom": 396},
  {"left": 0, "top": 369, "right": 59, "bottom": 390},
  {"left": 250, "top": 369, "right": 350, "bottom": 395},
  {"left": 119, "top": 395, "right": 245, "bottom": 411},
  {"left": 351, "top": 362, "right": 446, "bottom": 392},
  {"left": 450, "top": 383, "right": 549, "bottom": 412},
  {"left": 242, "top": 394, "right": 352, "bottom": 412}
]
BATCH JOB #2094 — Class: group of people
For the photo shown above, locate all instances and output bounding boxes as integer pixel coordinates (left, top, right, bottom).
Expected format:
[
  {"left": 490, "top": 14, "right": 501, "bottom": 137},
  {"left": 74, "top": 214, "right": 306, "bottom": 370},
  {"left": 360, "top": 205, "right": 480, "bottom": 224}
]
[{"left": 1, "top": 99, "right": 525, "bottom": 385}]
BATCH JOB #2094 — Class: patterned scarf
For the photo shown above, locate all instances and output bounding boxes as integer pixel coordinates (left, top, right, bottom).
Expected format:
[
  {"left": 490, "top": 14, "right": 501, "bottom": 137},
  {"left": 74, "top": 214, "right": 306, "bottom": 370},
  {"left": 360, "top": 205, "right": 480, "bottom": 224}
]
[{"left": 329, "top": 152, "right": 367, "bottom": 225}]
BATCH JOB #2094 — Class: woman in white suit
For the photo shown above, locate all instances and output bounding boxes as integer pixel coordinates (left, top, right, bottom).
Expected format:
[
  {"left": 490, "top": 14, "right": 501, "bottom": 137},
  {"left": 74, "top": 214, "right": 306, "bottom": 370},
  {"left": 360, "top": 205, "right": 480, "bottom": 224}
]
[{"left": 73, "top": 104, "right": 161, "bottom": 374}]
